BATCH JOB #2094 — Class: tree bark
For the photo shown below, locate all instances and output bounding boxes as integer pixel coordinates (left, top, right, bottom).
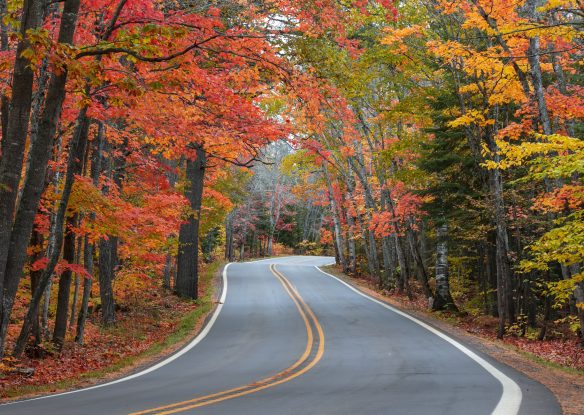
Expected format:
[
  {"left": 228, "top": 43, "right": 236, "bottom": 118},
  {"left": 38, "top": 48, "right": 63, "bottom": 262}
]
[
  {"left": 407, "top": 226, "right": 432, "bottom": 299},
  {"left": 98, "top": 237, "right": 116, "bottom": 326},
  {"left": 76, "top": 124, "right": 103, "bottom": 343},
  {"left": 52, "top": 113, "right": 89, "bottom": 347},
  {"left": 52, "top": 214, "right": 78, "bottom": 348},
  {"left": 323, "top": 165, "right": 347, "bottom": 272},
  {"left": 175, "top": 145, "right": 206, "bottom": 299},
  {"left": 28, "top": 229, "right": 44, "bottom": 345},
  {"left": 69, "top": 235, "right": 83, "bottom": 327},
  {"left": 432, "top": 222, "right": 457, "bottom": 311},
  {"left": 527, "top": 36, "right": 552, "bottom": 136},
  {"left": 163, "top": 254, "right": 173, "bottom": 290},
  {"left": 0, "top": 0, "right": 44, "bottom": 355},
  {"left": 0, "top": 0, "right": 82, "bottom": 355}
]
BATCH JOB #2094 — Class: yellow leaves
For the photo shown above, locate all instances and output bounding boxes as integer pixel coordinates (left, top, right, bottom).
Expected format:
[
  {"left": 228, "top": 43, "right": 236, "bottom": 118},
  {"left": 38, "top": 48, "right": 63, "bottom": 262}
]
[
  {"left": 485, "top": 133, "right": 584, "bottom": 171},
  {"left": 448, "top": 109, "right": 494, "bottom": 128},
  {"left": 461, "top": 11, "right": 491, "bottom": 32},
  {"left": 537, "top": 0, "right": 578, "bottom": 12},
  {"left": 521, "top": 212, "right": 584, "bottom": 271},
  {"left": 426, "top": 40, "right": 470, "bottom": 62}
]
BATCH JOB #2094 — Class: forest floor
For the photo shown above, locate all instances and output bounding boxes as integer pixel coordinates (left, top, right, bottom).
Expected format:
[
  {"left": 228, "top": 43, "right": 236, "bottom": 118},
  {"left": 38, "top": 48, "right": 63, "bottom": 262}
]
[
  {"left": 321, "top": 265, "right": 584, "bottom": 415},
  {"left": 0, "top": 260, "right": 224, "bottom": 401}
]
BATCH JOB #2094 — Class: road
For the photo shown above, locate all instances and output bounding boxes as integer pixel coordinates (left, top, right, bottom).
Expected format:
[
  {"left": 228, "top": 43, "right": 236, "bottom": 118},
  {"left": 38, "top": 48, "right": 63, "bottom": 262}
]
[{"left": 1, "top": 256, "right": 560, "bottom": 415}]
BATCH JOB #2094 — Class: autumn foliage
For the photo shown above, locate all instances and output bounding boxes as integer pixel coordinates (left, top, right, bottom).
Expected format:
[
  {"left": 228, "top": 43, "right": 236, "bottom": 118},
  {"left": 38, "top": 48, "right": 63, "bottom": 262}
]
[{"left": 0, "top": 0, "right": 582, "bottom": 395}]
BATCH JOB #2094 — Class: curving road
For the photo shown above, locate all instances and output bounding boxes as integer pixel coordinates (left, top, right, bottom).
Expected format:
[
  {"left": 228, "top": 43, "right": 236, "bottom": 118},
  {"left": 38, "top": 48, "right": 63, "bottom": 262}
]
[{"left": 1, "top": 256, "right": 560, "bottom": 415}]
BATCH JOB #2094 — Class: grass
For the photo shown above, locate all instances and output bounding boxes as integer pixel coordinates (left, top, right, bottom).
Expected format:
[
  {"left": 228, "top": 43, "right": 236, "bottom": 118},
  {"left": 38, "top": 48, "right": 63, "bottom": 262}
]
[
  {"left": 513, "top": 346, "right": 584, "bottom": 376},
  {"left": 2, "top": 260, "right": 224, "bottom": 400}
]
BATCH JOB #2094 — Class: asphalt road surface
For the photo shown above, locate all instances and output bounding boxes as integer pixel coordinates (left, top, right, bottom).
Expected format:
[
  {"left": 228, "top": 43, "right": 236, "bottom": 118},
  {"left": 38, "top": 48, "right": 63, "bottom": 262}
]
[{"left": 1, "top": 256, "right": 560, "bottom": 415}]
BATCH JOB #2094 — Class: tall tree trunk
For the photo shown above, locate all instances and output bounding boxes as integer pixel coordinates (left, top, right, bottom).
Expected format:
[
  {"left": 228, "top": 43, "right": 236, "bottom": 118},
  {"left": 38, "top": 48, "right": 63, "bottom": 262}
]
[
  {"left": 75, "top": 236, "right": 93, "bottom": 344},
  {"left": 52, "top": 214, "right": 77, "bottom": 348},
  {"left": 0, "top": 0, "right": 44, "bottom": 355},
  {"left": 0, "top": 0, "right": 82, "bottom": 355},
  {"left": 163, "top": 254, "right": 173, "bottom": 290},
  {"left": 52, "top": 113, "right": 89, "bottom": 347},
  {"left": 432, "top": 222, "right": 457, "bottom": 311},
  {"left": 0, "top": 0, "right": 43, "bottom": 272},
  {"left": 0, "top": 0, "right": 9, "bottom": 144},
  {"left": 69, "top": 235, "right": 82, "bottom": 327},
  {"left": 29, "top": 229, "right": 44, "bottom": 345},
  {"left": 98, "top": 237, "right": 116, "bottom": 326},
  {"left": 225, "top": 212, "right": 235, "bottom": 261},
  {"left": 527, "top": 36, "right": 552, "bottom": 136},
  {"left": 394, "top": 234, "right": 409, "bottom": 295},
  {"left": 12, "top": 65, "right": 86, "bottom": 357},
  {"left": 323, "top": 166, "right": 347, "bottom": 271},
  {"left": 486, "top": 234, "right": 499, "bottom": 317},
  {"left": 345, "top": 211, "right": 357, "bottom": 274},
  {"left": 407, "top": 226, "right": 432, "bottom": 299},
  {"left": 76, "top": 122, "right": 103, "bottom": 343},
  {"left": 175, "top": 145, "right": 206, "bottom": 299},
  {"left": 485, "top": 135, "right": 515, "bottom": 337},
  {"left": 41, "top": 280, "right": 52, "bottom": 341}
]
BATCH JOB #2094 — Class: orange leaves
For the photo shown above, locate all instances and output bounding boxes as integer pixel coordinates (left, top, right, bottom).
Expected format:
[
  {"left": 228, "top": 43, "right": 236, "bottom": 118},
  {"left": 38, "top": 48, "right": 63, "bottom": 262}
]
[
  {"left": 320, "top": 228, "right": 333, "bottom": 244},
  {"left": 532, "top": 185, "right": 584, "bottom": 214},
  {"left": 340, "top": 145, "right": 356, "bottom": 157},
  {"left": 382, "top": 25, "right": 424, "bottom": 52}
]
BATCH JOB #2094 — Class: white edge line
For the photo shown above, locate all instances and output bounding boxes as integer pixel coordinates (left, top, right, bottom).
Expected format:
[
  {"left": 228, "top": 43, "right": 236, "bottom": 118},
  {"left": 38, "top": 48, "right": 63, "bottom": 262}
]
[
  {"left": 314, "top": 265, "right": 522, "bottom": 415},
  {"left": 1, "top": 263, "right": 231, "bottom": 407},
  {"left": 245, "top": 256, "right": 336, "bottom": 265}
]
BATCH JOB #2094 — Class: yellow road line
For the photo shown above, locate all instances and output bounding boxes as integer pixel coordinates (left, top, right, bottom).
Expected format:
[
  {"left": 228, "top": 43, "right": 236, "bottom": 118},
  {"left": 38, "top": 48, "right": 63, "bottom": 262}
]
[{"left": 129, "top": 264, "right": 324, "bottom": 415}]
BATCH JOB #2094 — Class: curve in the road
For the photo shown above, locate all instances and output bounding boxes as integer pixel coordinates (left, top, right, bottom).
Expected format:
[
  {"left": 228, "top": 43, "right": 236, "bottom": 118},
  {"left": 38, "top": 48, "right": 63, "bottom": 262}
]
[
  {"left": 313, "top": 266, "right": 522, "bottom": 415},
  {"left": 129, "top": 264, "right": 325, "bottom": 415}
]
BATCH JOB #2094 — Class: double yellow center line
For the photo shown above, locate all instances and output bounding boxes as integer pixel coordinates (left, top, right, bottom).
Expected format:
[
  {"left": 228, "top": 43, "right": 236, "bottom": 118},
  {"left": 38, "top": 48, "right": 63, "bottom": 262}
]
[{"left": 129, "top": 264, "right": 325, "bottom": 415}]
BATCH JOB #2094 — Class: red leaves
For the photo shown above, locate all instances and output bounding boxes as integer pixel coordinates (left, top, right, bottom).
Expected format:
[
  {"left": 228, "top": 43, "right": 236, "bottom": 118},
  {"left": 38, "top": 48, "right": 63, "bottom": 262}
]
[
  {"left": 1, "top": 291, "right": 202, "bottom": 396},
  {"left": 30, "top": 257, "right": 49, "bottom": 272},
  {"left": 367, "top": 182, "right": 425, "bottom": 238},
  {"left": 30, "top": 258, "right": 92, "bottom": 279}
]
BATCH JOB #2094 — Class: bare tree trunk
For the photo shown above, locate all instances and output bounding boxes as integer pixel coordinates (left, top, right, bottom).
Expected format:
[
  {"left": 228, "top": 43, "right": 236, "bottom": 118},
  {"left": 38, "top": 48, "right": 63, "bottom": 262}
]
[
  {"left": 0, "top": 0, "right": 44, "bottom": 355},
  {"left": 69, "top": 234, "right": 82, "bottom": 328},
  {"left": 432, "top": 223, "right": 457, "bottom": 311},
  {"left": 0, "top": 0, "right": 82, "bottom": 355},
  {"left": 53, "top": 111, "right": 89, "bottom": 348},
  {"left": 52, "top": 214, "right": 78, "bottom": 348},
  {"left": 407, "top": 226, "right": 432, "bottom": 299},
  {"left": 225, "top": 212, "right": 235, "bottom": 261},
  {"left": 394, "top": 234, "right": 409, "bottom": 295},
  {"left": 323, "top": 166, "right": 347, "bottom": 271},
  {"left": 76, "top": 122, "right": 103, "bottom": 343},
  {"left": 41, "top": 280, "right": 52, "bottom": 341},
  {"left": 75, "top": 236, "right": 93, "bottom": 344},
  {"left": 485, "top": 134, "right": 515, "bottom": 337},
  {"left": 346, "top": 212, "right": 357, "bottom": 274},
  {"left": 175, "top": 145, "right": 206, "bottom": 299},
  {"left": 98, "top": 237, "right": 116, "bottom": 326},
  {"left": 29, "top": 229, "right": 44, "bottom": 345},
  {"left": 527, "top": 36, "right": 552, "bottom": 136},
  {"left": 0, "top": 0, "right": 43, "bottom": 272}
]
